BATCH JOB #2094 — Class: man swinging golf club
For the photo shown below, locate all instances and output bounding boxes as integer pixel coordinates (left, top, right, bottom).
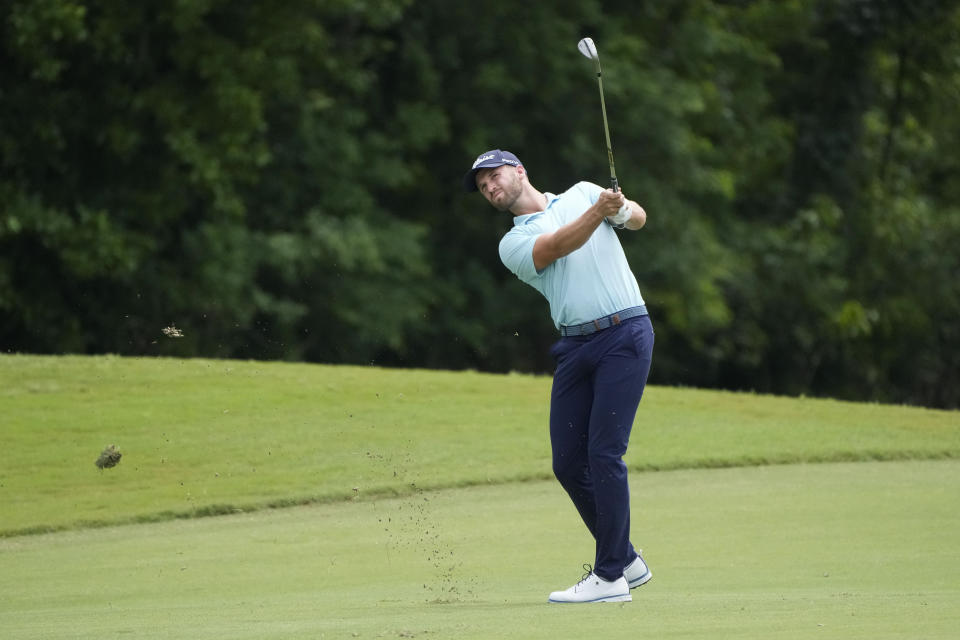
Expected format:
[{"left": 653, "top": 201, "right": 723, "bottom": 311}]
[
  {"left": 464, "top": 36, "right": 654, "bottom": 604},
  {"left": 464, "top": 146, "right": 655, "bottom": 603}
]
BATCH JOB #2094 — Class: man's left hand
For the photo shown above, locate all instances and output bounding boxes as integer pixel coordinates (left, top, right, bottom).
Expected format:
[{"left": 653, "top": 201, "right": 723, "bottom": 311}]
[{"left": 607, "top": 202, "right": 632, "bottom": 226}]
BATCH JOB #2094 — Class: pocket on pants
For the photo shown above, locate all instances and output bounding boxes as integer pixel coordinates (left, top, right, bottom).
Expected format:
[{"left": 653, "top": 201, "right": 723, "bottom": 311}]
[
  {"left": 627, "top": 316, "right": 654, "bottom": 360},
  {"left": 550, "top": 337, "right": 579, "bottom": 361}
]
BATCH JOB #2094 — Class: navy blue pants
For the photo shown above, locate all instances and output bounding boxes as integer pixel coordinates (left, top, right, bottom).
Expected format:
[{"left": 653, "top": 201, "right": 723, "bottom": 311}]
[{"left": 549, "top": 315, "right": 654, "bottom": 582}]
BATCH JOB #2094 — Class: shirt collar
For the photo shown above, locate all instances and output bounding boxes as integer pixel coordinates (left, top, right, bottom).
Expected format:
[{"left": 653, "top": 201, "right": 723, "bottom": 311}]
[{"left": 513, "top": 192, "right": 557, "bottom": 226}]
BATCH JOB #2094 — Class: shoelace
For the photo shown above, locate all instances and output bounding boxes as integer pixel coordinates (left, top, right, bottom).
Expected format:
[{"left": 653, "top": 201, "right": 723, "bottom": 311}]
[{"left": 576, "top": 563, "right": 595, "bottom": 587}]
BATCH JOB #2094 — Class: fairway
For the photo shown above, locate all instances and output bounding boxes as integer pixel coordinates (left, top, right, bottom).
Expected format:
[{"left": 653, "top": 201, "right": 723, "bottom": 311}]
[{"left": 2, "top": 460, "right": 958, "bottom": 639}]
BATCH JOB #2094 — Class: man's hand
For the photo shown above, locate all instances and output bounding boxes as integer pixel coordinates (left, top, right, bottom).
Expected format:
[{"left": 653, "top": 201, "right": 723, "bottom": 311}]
[
  {"left": 596, "top": 188, "right": 627, "bottom": 218},
  {"left": 604, "top": 189, "right": 646, "bottom": 230},
  {"left": 607, "top": 203, "right": 632, "bottom": 226}
]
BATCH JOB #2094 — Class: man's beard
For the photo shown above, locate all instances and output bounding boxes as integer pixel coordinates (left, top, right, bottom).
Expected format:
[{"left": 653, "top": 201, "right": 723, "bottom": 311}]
[{"left": 492, "top": 178, "right": 522, "bottom": 212}]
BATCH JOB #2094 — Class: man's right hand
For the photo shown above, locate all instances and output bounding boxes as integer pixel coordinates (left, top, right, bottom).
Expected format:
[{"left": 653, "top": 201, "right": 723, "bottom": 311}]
[{"left": 595, "top": 188, "right": 627, "bottom": 219}]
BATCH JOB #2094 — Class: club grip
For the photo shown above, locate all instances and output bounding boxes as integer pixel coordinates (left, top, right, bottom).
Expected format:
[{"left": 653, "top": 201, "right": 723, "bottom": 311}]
[{"left": 610, "top": 176, "right": 619, "bottom": 192}]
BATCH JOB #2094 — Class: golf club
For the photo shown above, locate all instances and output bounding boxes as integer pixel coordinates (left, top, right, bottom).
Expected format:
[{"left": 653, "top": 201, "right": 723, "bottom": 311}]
[{"left": 577, "top": 37, "right": 619, "bottom": 192}]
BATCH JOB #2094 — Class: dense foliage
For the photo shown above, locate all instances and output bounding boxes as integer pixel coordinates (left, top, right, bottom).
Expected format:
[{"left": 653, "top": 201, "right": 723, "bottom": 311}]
[{"left": 2, "top": 0, "right": 958, "bottom": 408}]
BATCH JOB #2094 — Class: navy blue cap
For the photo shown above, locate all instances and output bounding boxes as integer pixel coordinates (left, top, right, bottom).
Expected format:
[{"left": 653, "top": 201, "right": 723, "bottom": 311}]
[{"left": 463, "top": 149, "right": 522, "bottom": 192}]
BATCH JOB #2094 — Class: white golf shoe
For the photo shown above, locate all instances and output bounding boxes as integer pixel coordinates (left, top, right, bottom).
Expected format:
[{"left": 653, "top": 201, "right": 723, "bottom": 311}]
[
  {"left": 548, "top": 565, "right": 631, "bottom": 603},
  {"left": 624, "top": 552, "right": 653, "bottom": 588}
]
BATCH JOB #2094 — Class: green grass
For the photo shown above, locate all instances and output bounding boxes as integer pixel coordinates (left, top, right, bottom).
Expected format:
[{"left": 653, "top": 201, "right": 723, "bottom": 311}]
[
  {"left": 2, "top": 354, "right": 959, "bottom": 638},
  {"left": 1, "top": 461, "right": 957, "bottom": 639},
  {"left": 2, "top": 354, "right": 958, "bottom": 536}
]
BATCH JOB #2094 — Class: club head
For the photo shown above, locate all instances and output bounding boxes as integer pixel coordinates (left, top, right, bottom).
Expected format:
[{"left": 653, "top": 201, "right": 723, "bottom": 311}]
[{"left": 577, "top": 37, "right": 599, "bottom": 61}]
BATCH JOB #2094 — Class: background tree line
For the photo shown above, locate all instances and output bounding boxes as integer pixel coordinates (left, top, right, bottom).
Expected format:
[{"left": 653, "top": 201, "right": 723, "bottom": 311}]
[{"left": 2, "top": 0, "right": 958, "bottom": 408}]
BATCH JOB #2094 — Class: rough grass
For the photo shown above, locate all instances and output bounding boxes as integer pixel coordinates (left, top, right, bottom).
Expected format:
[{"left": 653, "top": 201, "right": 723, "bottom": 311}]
[{"left": 2, "top": 354, "right": 958, "bottom": 536}]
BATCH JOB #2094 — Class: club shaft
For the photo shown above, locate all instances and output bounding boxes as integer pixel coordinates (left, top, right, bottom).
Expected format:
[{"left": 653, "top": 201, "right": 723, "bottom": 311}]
[{"left": 595, "top": 71, "right": 618, "bottom": 192}]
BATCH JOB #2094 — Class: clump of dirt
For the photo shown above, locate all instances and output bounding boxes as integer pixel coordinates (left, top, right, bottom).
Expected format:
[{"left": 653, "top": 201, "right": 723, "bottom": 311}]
[{"left": 95, "top": 444, "right": 122, "bottom": 469}]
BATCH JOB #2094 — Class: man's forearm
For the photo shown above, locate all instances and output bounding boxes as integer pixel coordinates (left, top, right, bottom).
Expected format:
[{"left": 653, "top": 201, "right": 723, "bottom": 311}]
[{"left": 532, "top": 204, "right": 606, "bottom": 270}]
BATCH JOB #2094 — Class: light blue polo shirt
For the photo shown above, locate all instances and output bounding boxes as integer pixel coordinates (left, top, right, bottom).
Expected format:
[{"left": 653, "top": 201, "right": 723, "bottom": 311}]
[{"left": 498, "top": 181, "right": 645, "bottom": 329}]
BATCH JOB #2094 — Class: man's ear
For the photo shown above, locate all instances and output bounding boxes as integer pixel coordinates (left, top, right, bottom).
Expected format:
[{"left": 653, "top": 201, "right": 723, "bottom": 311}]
[{"left": 516, "top": 165, "right": 527, "bottom": 181}]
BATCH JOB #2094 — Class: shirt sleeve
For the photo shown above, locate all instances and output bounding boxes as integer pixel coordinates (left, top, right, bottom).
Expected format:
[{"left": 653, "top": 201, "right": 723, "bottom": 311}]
[
  {"left": 498, "top": 226, "right": 541, "bottom": 284},
  {"left": 577, "top": 181, "right": 603, "bottom": 201}
]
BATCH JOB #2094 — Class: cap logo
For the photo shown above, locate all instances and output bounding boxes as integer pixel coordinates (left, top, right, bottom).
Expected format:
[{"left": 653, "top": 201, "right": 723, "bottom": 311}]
[{"left": 472, "top": 153, "right": 496, "bottom": 169}]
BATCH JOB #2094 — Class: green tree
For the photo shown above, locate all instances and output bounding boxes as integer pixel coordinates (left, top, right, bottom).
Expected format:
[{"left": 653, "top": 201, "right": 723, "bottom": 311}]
[
  {"left": 2, "top": 0, "right": 958, "bottom": 408},
  {"left": 716, "top": 0, "right": 960, "bottom": 406},
  {"left": 0, "top": 0, "right": 432, "bottom": 363}
]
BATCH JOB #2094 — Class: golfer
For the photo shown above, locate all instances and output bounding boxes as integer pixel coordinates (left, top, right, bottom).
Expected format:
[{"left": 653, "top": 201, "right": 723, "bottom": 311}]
[{"left": 465, "top": 149, "right": 654, "bottom": 603}]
